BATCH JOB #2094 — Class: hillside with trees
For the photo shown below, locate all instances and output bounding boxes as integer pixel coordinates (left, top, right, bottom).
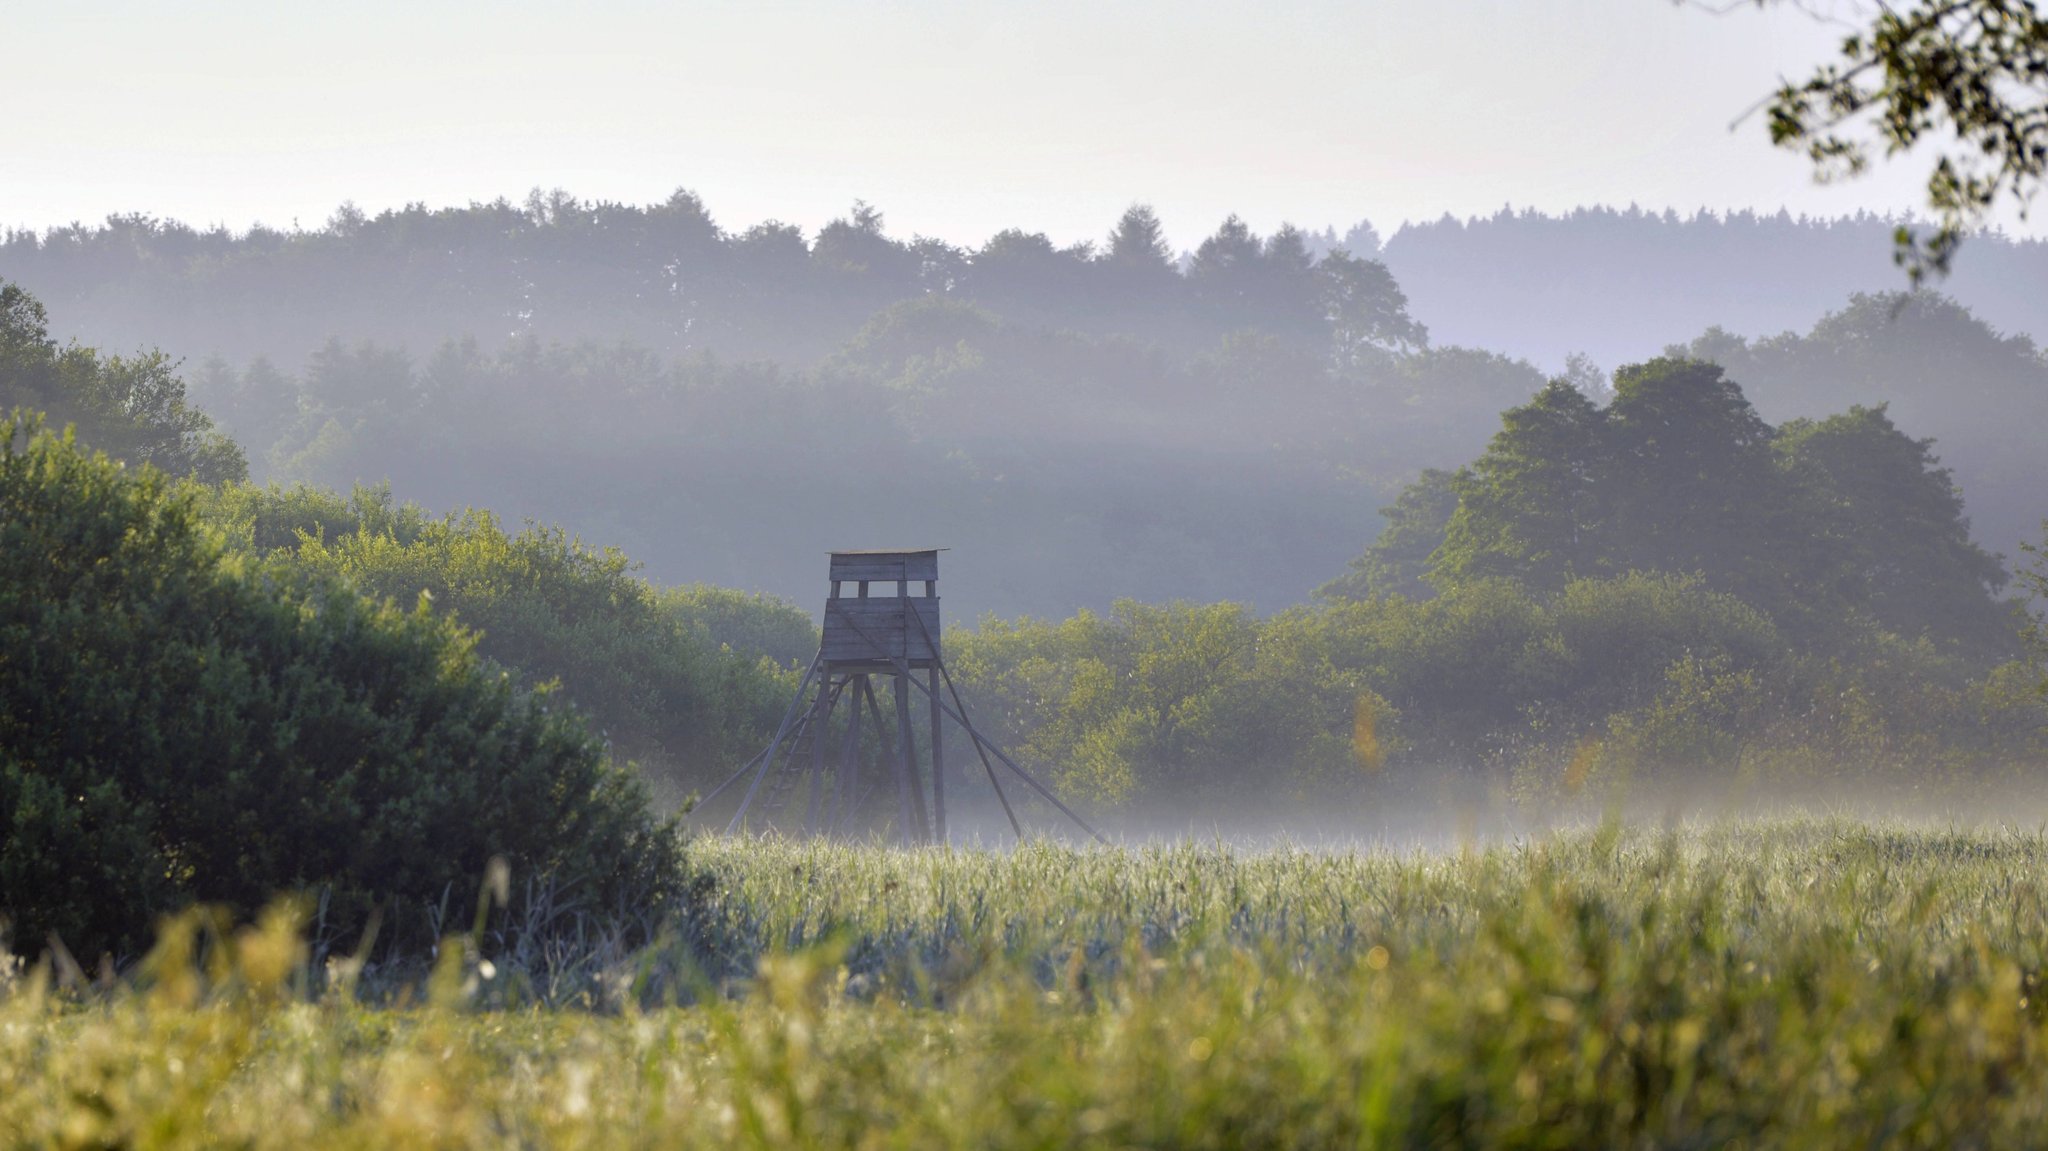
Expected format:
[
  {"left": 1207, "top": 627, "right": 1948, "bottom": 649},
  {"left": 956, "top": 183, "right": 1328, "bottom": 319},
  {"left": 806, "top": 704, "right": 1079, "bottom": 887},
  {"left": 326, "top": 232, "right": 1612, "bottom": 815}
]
[
  {"left": 0, "top": 196, "right": 1424, "bottom": 372},
  {"left": 5, "top": 196, "right": 2042, "bottom": 380},
  {"left": 163, "top": 289, "right": 2045, "bottom": 622},
  {"left": 940, "top": 358, "right": 2042, "bottom": 824},
  {"left": 1667, "top": 291, "right": 2048, "bottom": 563}
]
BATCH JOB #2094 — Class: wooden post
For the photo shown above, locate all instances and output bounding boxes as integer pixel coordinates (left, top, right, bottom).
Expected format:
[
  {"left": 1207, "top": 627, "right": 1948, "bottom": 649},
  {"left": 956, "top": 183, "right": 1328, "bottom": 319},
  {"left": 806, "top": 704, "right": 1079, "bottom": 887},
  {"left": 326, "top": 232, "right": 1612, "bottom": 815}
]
[
  {"left": 900, "top": 676, "right": 931, "bottom": 842},
  {"left": 897, "top": 671, "right": 929, "bottom": 843},
  {"left": 928, "top": 665, "right": 945, "bottom": 843},
  {"left": 805, "top": 675, "right": 834, "bottom": 834},
  {"left": 861, "top": 678, "right": 909, "bottom": 845},
  {"left": 832, "top": 674, "right": 865, "bottom": 834},
  {"left": 727, "top": 655, "right": 821, "bottom": 835}
]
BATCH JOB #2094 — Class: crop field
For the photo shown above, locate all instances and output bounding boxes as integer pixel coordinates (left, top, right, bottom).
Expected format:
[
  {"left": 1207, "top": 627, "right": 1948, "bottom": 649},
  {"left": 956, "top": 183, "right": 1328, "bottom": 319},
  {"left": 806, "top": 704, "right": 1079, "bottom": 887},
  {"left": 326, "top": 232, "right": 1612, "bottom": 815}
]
[{"left": 6, "top": 818, "right": 2048, "bottom": 1148}]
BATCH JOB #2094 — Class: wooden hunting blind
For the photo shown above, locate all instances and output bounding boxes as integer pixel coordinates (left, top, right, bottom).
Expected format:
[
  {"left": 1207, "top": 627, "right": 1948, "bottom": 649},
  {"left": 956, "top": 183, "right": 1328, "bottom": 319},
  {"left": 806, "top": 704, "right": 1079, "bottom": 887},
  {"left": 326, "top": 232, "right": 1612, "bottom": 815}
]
[
  {"left": 702, "top": 550, "right": 1102, "bottom": 846},
  {"left": 820, "top": 549, "right": 942, "bottom": 669}
]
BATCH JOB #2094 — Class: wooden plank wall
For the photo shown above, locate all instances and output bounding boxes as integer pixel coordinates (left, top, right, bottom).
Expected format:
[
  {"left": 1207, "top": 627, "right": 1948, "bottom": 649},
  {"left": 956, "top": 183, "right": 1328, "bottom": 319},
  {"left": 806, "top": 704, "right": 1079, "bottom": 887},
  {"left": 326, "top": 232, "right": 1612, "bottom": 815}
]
[{"left": 821, "top": 597, "right": 941, "bottom": 664}]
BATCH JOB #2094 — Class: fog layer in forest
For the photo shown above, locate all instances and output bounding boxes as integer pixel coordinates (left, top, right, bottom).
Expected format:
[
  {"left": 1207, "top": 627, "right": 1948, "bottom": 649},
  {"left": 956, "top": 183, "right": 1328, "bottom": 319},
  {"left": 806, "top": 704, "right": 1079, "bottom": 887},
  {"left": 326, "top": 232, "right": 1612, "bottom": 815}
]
[{"left": 7, "top": 195, "right": 2043, "bottom": 622}]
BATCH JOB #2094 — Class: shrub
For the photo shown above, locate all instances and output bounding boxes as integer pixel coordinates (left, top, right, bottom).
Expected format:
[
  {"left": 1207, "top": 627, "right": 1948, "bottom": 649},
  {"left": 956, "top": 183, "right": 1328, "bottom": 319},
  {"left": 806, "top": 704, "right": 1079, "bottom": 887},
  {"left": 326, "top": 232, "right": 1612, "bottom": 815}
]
[
  {"left": 948, "top": 601, "right": 1391, "bottom": 812},
  {"left": 0, "top": 417, "right": 679, "bottom": 958},
  {"left": 1549, "top": 571, "right": 1784, "bottom": 717},
  {"left": 657, "top": 583, "right": 818, "bottom": 669},
  {"left": 197, "top": 482, "right": 788, "bottom": 791}
]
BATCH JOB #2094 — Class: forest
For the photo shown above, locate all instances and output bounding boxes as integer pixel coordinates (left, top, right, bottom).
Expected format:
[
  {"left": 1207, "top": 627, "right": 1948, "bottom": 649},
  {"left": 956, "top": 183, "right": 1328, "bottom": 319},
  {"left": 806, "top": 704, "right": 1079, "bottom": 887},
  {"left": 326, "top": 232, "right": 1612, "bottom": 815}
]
[
  {"left": 8, "top": 196, "right": 2045, "bottom": 620},
  {"left": 7, "top": 194, "right": 2045, "bottom": 370},
  {"left": 7, "top": 183, "right": 2048, "bottom": 952}
]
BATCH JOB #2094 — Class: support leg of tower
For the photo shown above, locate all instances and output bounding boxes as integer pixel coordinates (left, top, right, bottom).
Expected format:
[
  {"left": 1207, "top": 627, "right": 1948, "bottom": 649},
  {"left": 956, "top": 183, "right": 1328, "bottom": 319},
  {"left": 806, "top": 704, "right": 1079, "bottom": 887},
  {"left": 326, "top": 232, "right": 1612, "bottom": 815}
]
[
  {"left": 892, "top": 672, "right": 928, "bottom": 846},
  {"left": 728, "top": 655, "right": 821, "bottom": 835},
  {"left": 928, "top": 665, "right": 946, "bottom": 844},
  {"left": 831, "top": 673, "right": 866, "bottom": 834},
  {"left": 805, "top": 674, "right": 836, "bottom": 835}
]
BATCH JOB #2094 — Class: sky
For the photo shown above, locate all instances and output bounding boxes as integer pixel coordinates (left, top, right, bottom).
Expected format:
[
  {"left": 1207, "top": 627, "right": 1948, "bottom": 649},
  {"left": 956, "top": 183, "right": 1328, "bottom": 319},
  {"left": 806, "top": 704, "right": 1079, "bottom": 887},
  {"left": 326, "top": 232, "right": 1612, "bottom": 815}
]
[{"left": 7, "top": 0, "right": 2032, "bottom": 250}]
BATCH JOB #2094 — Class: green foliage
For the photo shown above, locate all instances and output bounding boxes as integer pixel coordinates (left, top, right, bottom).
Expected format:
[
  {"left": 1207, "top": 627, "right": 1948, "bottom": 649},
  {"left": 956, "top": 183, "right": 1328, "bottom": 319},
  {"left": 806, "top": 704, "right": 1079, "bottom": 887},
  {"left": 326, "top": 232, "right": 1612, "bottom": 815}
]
[
  {"left": 1599, "top": 358, "right": 1790, "bottom": 607},
  {"left": 945, "top": 564, "right": 2042, "bottom": 812},
  {"left": 1595, "top": 654, "right": 1766, "bottom": 785},
  {"left": 657, "top": 584, "right": 818, "bottom": 670},
  {"left": 830, "top": 297, "right": 1002, "bottom": 376},
  {"left": 1548, "top": 572, "right": 1783, "bottom": 720},
  {"left": 1338, "top": 354, "right": 2014, "bottom": 660},
  {"left": 1419, "top": 358, "right": 1784, "bottom": 605},
  {"left": 194, "top": 482, "right": 789, "bottom": 791},
  {"left": 2020, "top": 526, "right": 2048, "bottom": 694},
  {"left": 949, "top": 602, "right": 1383, "bottom": 811},
  {"left": 1, "top": 280, "right": 244, "bottom": 483},
  {"left": 1321, "top": 581, "right": 1564, "bottom": 763},
  {"left": 0, "top": 417, "right": 678, "bottom": 958},
  {"left": 1675, "top": 291, "right": 2048, "bottom": 562},
  {"left": 1754, "top": 0, "right": 2048, "bottom": 280},
  {"left": 1320, "top": 248, "right": 1429, "bottom": 364}
]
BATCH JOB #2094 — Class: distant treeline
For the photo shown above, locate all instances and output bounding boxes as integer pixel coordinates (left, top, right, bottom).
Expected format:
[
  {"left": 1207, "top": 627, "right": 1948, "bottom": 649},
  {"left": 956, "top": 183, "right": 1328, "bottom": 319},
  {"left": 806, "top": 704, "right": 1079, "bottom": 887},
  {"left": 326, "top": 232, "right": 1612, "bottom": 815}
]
[
  {"left": 5, "top": 194, "right": 2045, "bottom": 378},
  {"left": 0, "top": 194, "right": 1422, "bottom": 371},
  {"left": 1381, "top": 206, "right": 2048, "bottom": 368}
]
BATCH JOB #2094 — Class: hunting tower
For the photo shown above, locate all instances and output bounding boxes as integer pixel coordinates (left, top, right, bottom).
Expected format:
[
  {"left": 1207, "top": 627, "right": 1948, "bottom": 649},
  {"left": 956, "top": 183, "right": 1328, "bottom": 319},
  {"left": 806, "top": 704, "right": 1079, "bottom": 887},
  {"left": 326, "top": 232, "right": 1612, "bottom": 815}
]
[{"left": 705, "top": 550, "right": 1101, "bottom": 845}]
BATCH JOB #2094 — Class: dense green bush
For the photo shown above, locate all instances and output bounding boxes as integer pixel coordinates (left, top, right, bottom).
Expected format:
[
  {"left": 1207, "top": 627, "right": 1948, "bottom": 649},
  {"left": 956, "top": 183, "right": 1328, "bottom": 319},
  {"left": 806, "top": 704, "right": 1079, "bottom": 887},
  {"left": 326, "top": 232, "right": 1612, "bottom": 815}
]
[
  {"left": 197, "top": 482, "right": 792, "bottom": 793},
  {"left": 946, "top": 572, "right": 2045, "bottom": 817},
  {"left": 951, "top": 601, "right": 1382, "bottom": 811},
  {"left": 656, "top": 583, "right": 817, "bottom": 669},
  {"left": 0, "top": 417, "right": 680, "bottom": 958}
]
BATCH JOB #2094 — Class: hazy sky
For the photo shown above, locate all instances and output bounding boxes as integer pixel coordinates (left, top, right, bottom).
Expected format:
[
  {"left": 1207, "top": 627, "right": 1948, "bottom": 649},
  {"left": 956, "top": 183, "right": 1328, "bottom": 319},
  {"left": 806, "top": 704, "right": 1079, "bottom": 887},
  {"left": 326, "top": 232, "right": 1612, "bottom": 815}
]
[{"left": 8, "top": 0, "right": 2027, "bottom": 249}]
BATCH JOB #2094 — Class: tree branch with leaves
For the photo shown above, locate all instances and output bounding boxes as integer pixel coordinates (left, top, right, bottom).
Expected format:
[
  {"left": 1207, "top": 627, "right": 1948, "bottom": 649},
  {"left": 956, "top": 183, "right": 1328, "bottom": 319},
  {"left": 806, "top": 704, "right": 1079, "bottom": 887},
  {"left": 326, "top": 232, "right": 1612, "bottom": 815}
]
[{"left": 1714, "top": 0, "right": 2047, "bottom": 280}]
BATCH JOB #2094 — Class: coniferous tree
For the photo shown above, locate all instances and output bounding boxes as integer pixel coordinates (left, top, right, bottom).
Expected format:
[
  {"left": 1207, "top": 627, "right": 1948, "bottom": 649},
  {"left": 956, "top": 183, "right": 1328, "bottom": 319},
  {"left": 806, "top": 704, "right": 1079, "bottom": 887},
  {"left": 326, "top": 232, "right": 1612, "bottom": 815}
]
[
  {"left": 1257, "top": 225, "right": 1325, "bottom": 342},
  {"left": 1105, "top": 203, "right": 1174, "bottom": 272},
  {"left": 1189, "top": 215, "right": 1265, "bottom": 321}
]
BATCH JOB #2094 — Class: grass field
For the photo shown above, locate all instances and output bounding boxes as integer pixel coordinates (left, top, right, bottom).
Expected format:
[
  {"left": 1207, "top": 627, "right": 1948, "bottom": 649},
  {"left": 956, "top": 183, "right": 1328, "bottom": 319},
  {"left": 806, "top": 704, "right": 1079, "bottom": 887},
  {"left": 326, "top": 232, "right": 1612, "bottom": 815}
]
[{"left": 6, "top": 818, "right": 2048, "bottom": 1147}]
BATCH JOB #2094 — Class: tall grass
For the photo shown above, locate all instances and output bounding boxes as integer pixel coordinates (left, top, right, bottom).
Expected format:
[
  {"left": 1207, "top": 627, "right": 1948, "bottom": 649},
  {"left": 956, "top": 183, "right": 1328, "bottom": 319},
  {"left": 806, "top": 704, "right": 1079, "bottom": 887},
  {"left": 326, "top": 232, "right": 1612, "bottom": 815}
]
[{"left": 6, "top": 818, "right": 2048, "bottom": 1147}]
